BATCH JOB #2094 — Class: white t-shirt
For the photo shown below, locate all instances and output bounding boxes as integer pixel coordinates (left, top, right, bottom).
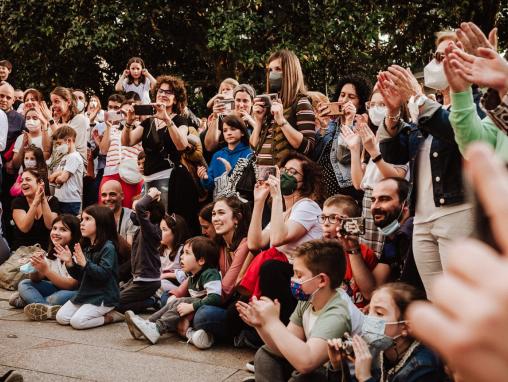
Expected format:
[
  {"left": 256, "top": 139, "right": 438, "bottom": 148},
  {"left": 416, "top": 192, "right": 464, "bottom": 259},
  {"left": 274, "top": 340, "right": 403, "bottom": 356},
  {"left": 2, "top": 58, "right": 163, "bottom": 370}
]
[
  {"left": 47, "top": 257, "right": 71, "bottom": 278},
  {"left": 69, "top": 113, "right": 89, "bottom": 163},
  {"left": 122, "top": 79, "right": 151, "bottom": 104},
  {"left": 266, "top": 198, "right": 323, "bottom": 260},
  {"left": 54, "top": 151, "right": 84, "bottom": 203},
  {"left": 103, "top": 126, "right": 143, "bottom": 176},
  {"left": 414, "top": 135, "right": 470, "bottom": 224},
  {"left": 14, "top": 135, "right": 43, "bottom": 153},
  {"left": 360, "top": 158, "right": 409, "bottom": 190},
  {"left": 337, "top": 289, "right": 364, "bottom": 336}
]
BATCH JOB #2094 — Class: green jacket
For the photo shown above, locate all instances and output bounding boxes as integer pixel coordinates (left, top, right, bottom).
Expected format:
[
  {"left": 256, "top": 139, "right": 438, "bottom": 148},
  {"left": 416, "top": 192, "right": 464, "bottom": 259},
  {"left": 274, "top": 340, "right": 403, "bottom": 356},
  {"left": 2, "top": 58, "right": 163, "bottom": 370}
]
[{"left": 450, "top": 88, "right": 508, "bottom": 162}]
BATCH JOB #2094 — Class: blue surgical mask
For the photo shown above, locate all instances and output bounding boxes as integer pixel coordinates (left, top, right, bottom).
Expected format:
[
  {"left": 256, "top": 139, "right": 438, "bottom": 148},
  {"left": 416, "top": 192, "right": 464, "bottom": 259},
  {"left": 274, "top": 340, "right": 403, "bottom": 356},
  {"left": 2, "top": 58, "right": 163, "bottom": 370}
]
[
  {"left": 362, "top": 315, "right": 406, "bottom": 353},
  {"left": 377, "top": 202, "right": 406, "bottom": 237},
  {"left": 290, "top": 275, "right": 320, "bottom": 301}
]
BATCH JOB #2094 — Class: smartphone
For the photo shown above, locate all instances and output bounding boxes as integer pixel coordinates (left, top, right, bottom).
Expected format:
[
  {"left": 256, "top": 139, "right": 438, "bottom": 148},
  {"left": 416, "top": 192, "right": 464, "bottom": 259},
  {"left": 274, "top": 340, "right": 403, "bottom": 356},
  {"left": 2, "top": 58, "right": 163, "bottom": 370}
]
[
  {"left": 133, "top": 104, "right": 156, "bottom": 116},
  {"left": 104, "top": 110, "right": 124, "bottom": 122},
  {"left": 220, "top": 98, "right": 235, "bottom": 112},
  {"left": 257, "top": 165, "right": 277, "bottom": 182},
  {"left": 325, "top": 102, "right": 344, "bottom": 116},
  {"left": 256, "top": 93, "right": 278, "bottom": 108},
  {"left": 339, "top": 217, "right": 365, "bottom": 236}
]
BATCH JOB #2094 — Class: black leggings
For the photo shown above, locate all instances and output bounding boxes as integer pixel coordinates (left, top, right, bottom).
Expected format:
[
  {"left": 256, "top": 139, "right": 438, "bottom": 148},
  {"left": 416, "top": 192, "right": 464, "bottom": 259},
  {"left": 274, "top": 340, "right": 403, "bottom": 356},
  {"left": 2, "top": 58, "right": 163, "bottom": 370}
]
[{"left": 259, "top": 260, "right": 297, "bottom": 325}]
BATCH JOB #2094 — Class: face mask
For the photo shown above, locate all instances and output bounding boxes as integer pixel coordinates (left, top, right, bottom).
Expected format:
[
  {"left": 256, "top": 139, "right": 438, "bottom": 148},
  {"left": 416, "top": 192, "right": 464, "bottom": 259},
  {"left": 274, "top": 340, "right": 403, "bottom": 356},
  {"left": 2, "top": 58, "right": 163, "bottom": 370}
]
[
  {"left": 424, "top": 59, "right": 448, "bottom": 91},
  {"left": 25, "top": 119, "right": 40, "bottom": 131},
  {"left": 76, "top": 100, "right": 85, "bottom": 113},
  {"left": 290, "top": 275, "right": 320, "bottom": 301},
  {"left": 269, "top": 71, "right": 283, "bottom": 93},
  {"left": 55, "top": 144, "right": 69, "bottom": 155},
  {"left": 376, "top": 202, "right": 405, "bottom": 237},
  {"left": 280, "top": 172, "right": 298, "bottom": 196},
  {"left": 24, "top": 159, "right": 37, "bottom": 168},
  {"left": 90, "top": 100, "right": 98, "bottom": 109},
  {"left": 13, "top": 100, "right": 22, "bottom": 110},
  {"left": 368, "top": 106, "right": 387, "bottom": 127},
  {"left": 362, "top": 315, "right": 406, "bottom": 353}
]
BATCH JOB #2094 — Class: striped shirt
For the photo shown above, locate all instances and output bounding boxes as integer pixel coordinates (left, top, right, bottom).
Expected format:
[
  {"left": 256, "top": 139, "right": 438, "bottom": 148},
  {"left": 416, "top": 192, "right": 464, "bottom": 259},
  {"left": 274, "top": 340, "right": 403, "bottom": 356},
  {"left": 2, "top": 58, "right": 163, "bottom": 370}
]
[
  {"left": 257, "top": 96, "right": 315, "bottom": 165},
  {"left": 104, "top": 126, "right": 143, "bottom": 176}
]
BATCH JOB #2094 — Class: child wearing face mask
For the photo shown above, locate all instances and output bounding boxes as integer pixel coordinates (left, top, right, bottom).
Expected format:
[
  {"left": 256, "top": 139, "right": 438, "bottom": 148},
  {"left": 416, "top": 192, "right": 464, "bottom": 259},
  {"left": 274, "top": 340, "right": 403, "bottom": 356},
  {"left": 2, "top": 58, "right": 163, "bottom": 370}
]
[
  {"left": 327, "top": 282, "right": 445, "bottom": 382},
  {"left": 48, "top": 126, "right": 84, "bottom": 215},
  {"left": 115, "top": 57, "right": 155, "bottom": 104},
  {"left": 237, "top": 239, "right": 351, "bottom": 382},
  {"left": 10, "top": 145, "right": 49, "bottom": 197}
]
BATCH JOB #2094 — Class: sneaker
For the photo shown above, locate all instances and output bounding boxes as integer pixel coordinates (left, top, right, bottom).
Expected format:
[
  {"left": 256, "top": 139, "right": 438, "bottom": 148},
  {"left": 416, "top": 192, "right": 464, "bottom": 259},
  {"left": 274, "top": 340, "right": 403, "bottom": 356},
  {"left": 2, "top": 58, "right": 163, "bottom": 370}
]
[
  {"left": 241, "top": 377, "right": 255, "bottom": 382},
  {"left": 23, "top": 303, "right": 61, "bottom": 321},
  {"left": 245, "top": 360, "right": 255, "bottom": 373},
  {"left": 106, "top": 310, "right": 125, "bottom": 323},
  {"left": 125, "top": 310, "right": 144, "bottom": 340},
  {"left": 130, "top": 315, "right": 160, "bottom": 344},
  {"left": 0, "top": 370, "right": 24, "bottom": 382},
  {"left": 8, "top": 292, "right": 26, "bottom": 309},
  {"left": 186, "top": 328, "right": 214, "bottom": 350}
]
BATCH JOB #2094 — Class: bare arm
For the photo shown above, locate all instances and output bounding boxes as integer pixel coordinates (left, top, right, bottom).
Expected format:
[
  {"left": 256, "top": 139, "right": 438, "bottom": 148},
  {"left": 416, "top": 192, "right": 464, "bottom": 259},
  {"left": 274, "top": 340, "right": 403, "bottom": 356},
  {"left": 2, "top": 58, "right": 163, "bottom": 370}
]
[
  {"left": 12, "top": 204, "right": 38, "bottom": 233},
  {"left": 99, "top": 123, "right": 112, "bottom": 155},
  {"left": 350, "top": 146, "right": 365, "bottom": 190},
  {"left": 204, "top": 115, "right": 221, "bottom": 152},
  {"left": 247, "top": 195, "right": 270, "bottom": 251},
  {"left": 40, "top": 197, "right": 58, "bottom": 230}
]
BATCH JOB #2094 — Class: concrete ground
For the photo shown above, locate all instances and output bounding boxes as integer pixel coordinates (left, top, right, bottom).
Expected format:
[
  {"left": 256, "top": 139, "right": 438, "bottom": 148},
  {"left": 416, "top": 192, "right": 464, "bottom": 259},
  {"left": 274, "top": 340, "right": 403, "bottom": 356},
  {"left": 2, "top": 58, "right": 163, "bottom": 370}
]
[{"left": 0, "top": 289, "right": 254, "bottom": 382}]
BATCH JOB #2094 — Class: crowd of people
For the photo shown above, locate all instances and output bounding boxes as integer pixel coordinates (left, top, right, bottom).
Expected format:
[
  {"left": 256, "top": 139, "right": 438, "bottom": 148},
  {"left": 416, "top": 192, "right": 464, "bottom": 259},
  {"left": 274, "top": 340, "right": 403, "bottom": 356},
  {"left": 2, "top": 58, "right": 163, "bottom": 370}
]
[{"left": 0, "top": 20, "right": 507, "bottom": 382}]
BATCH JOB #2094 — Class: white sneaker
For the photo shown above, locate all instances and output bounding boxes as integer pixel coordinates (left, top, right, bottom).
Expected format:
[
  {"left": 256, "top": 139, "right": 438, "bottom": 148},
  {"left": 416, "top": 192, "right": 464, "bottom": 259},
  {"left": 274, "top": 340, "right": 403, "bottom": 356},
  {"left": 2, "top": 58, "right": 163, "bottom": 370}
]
[
  {"left": 186, "top": 328, "right": 214, "bottom": 349},
  {"left": 130, "top": 315, "right": 160, "bottom": 344},
  {"left": 245, "top": 360, "right": 255, "bottom": 373},
  {"left": 125, "top": 310, "right": 144, "bottom": 340}
]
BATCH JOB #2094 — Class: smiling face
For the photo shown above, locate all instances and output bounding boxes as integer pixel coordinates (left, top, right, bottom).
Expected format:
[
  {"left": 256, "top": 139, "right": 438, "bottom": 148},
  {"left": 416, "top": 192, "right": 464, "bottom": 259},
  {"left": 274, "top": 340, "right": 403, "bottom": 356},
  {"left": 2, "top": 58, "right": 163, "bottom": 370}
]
[
  {"left": 80, "top": 212, "right": 96, "bottom": 240},
  {"left": 211, "top": 200, "right": 237, "bottom": 237},
  {"left": 20, "top": 171, "right": 41, "bottom": 197},
  {"left": 100, "top": 181, "right": 123, "bottom": 213},
  {"left": 50, "top": 94, "right": 70, "bottom": 119},
  {"left": 24, "top": 92, "right": 39, "bottom": 110},
  {"left": 338, "top": 83, "right": 360, "bottom": 109},
  {"left": 199, "top": 216, "right": 216, "bottom": 239},
  {"left": 371, "top": 179, "right": 402, "bottom": 228},
  {"left": 156, "top": 83, "right": 175, "bottom": 108},
  {"left": 50, "top": 220, "right": 72, "bottom": 247},
  {"left": 234, "top": 91, "right": 252, "bottom": 113}
]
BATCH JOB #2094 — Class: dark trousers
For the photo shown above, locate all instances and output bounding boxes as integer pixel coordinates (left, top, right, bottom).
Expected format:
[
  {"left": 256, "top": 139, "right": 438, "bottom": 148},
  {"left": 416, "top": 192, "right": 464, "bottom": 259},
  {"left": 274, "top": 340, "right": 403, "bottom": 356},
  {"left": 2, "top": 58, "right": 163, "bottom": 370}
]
[{"left": 118, "top": 279, "right": 161, "bottom": 313}]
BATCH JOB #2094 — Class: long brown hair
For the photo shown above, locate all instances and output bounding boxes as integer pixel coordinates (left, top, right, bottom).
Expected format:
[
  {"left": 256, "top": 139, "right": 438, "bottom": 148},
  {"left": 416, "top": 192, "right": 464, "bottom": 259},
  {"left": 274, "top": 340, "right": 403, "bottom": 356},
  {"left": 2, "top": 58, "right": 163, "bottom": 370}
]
[
  {"left": 266, "top": 49, "right": 307, "bottom": 109},
  {"left": 50, "top": 87, "right": 78, "bottom": 122}
]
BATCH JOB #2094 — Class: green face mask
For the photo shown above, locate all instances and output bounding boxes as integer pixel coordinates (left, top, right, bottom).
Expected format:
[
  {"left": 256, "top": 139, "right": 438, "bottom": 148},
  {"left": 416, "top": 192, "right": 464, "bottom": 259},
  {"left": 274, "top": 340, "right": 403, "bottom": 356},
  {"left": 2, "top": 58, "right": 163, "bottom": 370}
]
[{"left": 280, "top": 172, "right": 298, "bottom": 195}]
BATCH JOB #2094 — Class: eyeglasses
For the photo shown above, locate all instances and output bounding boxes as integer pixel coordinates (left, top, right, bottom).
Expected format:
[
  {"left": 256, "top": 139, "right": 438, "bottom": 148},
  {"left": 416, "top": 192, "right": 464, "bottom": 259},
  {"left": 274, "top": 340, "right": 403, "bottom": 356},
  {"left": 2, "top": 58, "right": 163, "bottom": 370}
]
[
  {"left": 365, "top": 101, "right": 386, "bottom": 110},
  {"left": 157, "top": 88, "right": 174, "bottom": 95},
  {"left": 317, "top": 214, "right": 345, "bottom": 224},
  {"left": 432, "top": 51, "right": 445, "bottom": 63},
  {"left": 281, "top": 167, "right": 302, "bottom": 177}
]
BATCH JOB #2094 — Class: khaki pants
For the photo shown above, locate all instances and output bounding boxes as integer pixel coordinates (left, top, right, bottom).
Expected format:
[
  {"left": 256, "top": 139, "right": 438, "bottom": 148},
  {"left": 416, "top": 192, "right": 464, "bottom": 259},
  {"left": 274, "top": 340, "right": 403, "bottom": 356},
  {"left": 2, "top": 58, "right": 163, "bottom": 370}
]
[{"left": 413, "top": 208, "right": 473, "bottom": 300}]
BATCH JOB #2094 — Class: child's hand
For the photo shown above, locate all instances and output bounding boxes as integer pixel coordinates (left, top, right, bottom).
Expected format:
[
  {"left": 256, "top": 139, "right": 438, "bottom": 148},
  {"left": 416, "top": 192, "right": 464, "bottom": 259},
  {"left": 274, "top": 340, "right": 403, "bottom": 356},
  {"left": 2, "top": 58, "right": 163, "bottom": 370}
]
[
  {"left": 236, "top": 300, "right": 263, "bottom": 328},
  {"left": 55, "top": 244, "right": 73, "bottom": 266},
  {"left": 176, "top": 302, "right": 194, "bottom": 317},
  {"left": 73, "top": 243, "right": 87, "bottom": 267},
  {"left": 250, "top": 296, "right": 280, "bottom": 324},
  {"left": 197, "top": 166, "right": 208, "bottom": 179},
  {"left": 142, "top": 68, "right": 148, "bottom": 76},
  {"left": 123, "top": 69, "right": 130, "bottom": 77},
  {"left": 148, "top": 187, "right": 161, "bottom": 201},
  {"left": 217, "top": 157, "right": 232, "bottom": 174},
  {"left": 30, "top": 251, "right": 48, "bottom": 275},
  {"left": 327, "top": 338, "right": 346, "bottom": 371}
]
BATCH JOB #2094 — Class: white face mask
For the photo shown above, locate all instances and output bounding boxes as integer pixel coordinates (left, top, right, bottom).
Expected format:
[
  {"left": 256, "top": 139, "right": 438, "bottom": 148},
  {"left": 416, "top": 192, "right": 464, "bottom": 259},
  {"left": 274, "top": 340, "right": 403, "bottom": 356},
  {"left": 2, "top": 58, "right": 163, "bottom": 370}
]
[
  {"left": 424, "top": 59, "right": 448, "bottom": 91},
  {"left": 24, "top": 159, "right": 37, "bottom": 168},
  {"left": 25, "top": 119, "right": 40, "bottom": 131},
  {"left": 368, "top": 106, "right": 387, "bottom": 127},
  {"left": 76, "top": 100, "right": 85, "bottom": 113},
  {"left": 55, "top": 144, "right": 69, "bottom": 155}
]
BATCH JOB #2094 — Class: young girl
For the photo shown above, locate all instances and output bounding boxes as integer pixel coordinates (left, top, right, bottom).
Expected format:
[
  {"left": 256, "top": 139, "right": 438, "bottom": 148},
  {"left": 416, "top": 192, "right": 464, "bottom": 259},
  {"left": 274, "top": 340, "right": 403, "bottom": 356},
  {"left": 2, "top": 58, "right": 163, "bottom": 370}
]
[
  {"left": 12, "top": 108, "right": 46, "bottom": 167},
  {"left": 327, "top": 283, "right": 445, "bottom": 381},
  {"left": 10, "top": 145, "right": 48, "bottom": 197},
  {"left": 55, "top": 205, "right": 124, "bottom": 329},
  {"left": 115, "top": 57, "right": 156, "bottom": 104},
  {"left": 197, "top": 113, "right": 252, "bottom": 198},
  {"left": 206, "top": 78, "right": 239, "bottom": 109},
  {"left": 14, "top": 215, "right": 81, "bottom": 320},
  {"left": 159, "top": 213, "right": 190, "bottom": 295}
]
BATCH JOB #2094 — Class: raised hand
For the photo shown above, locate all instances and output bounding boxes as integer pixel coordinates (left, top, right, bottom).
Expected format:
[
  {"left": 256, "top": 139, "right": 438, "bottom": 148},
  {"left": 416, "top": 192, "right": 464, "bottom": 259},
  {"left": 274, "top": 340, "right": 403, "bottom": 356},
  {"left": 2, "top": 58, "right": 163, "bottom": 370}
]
[
  {"left": 456, "top": 22, "right": 497, "bottom": 55},
  {"left": 73, "top": 243, "right": 87, "bottom": 267},
  {"left": 54, "top": 244, "right": 73, "bottom": 266},
  {"left": 265, "top": 174, "right": 282, "bottom": 199},
  {"left": 217, "top": 157, "right": 232, "bottom": 174},
  {"left": 443, "top": 42, "right": 471, "bottom": 94},
  {"left": 357, "top": 121, "right": 379, "bottom": 157},
  {"left": 253, "top": 181, "right": 270, "bottom": 203},
  {"left": 342, "top": 101, "right": 357, "bottom": 126},
  {"left": 147, "top": 187, "right": 161, "bottom": 201},
  {"left": 270, "top": 99, "right": 285, "bottom": 125},
  {"left": 340, "top": 125, "right": 361, "bottom": 151},
  {"left": 385, "top": 65, "right": 422, "bottom": 103}
]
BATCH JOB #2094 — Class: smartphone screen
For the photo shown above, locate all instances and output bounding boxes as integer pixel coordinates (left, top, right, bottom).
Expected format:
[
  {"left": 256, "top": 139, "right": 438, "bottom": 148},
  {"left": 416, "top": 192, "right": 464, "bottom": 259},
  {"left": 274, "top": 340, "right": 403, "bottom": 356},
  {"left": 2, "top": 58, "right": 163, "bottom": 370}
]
[
  {"left": 257, "top": 165, "right": 277, "bottom": 181},
  {"left": 104, "top": 110, "right": 124, "bottom": 122},
  {"left": 133, "top": 104, "right": 156, "bottom": 116}
]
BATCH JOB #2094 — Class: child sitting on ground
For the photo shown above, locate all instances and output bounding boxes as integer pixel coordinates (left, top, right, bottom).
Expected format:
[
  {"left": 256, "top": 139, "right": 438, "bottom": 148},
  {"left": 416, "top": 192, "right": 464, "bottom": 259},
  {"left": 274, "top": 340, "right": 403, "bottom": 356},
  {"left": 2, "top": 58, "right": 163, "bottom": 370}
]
[
  {"left": 237, "top": 239, "right": 351, "bottom": 381},
  {"left": 125, "top": 237, "right": 222, "bottom": 349}
]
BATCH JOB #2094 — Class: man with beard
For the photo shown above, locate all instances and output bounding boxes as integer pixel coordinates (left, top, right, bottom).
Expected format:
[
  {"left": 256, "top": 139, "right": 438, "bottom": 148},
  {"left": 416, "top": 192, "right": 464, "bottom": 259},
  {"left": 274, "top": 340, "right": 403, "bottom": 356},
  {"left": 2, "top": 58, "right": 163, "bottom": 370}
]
[
  {"left": 371, "top": 177, "right": 425, "bottom": 294},
  {"left": 100, "top": 179, "right": 138, "bottom": 282}
]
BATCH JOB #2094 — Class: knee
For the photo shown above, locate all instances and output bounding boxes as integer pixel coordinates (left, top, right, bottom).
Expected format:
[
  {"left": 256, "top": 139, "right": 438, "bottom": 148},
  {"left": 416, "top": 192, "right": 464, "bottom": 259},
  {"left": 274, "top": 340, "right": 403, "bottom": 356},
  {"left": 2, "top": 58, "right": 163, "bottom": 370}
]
[
  {"left": 254, "top": 346, "right": 273, "bottom": 372},
  {"left": 70, "top": 315, "right": 88, "bottom": 330},
  {"left": 17, "top": 279, "right": 31, "bottom": 291},
  {"left": 56, "top": 310, "right": 70, "bottom": 326}
]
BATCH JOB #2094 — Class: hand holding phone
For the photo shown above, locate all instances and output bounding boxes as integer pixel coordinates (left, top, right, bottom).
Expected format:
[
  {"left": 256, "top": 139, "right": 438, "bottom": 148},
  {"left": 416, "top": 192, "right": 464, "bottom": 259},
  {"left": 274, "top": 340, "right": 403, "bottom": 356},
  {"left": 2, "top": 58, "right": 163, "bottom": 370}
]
[{"left": 133, "top": 104, "right": 156, "bottom": 116}]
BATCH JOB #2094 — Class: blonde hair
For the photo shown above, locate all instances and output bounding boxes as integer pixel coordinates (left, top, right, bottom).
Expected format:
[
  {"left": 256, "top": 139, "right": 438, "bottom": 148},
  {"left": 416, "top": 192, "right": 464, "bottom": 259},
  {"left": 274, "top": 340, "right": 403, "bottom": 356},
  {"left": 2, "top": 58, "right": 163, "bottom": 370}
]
[
  {"left": 219, "top": 78, "right": 239, "bottom": 93},
  {"left": 435, "top": 30, "right": 457, "bottom": 47},
  {"left": 307, "top": 91, "right": 329, "bottom": 111},
  {"left": 266, "top": 49, "right": 307, "bottom": 108}
]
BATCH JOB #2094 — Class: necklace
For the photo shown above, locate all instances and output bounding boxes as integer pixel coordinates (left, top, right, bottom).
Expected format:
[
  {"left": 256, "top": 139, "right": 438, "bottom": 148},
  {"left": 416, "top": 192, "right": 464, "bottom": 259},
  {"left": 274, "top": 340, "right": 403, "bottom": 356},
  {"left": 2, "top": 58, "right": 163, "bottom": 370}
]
[{"left": 379, "top": 340, "right": 420, "bottom": 382}]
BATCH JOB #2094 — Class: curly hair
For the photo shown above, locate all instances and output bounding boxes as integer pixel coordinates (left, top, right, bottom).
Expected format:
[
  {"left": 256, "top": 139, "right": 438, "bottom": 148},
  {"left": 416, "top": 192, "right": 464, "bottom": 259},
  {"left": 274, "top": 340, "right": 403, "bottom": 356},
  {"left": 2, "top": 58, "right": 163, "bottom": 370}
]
[
  {"left": 333, "top": 76, "right": 372, "bottom": 114},
  {"left": 153, "top": 75, "right": 187, "bottom": 114},
  {"left": 278, "top": 152, "right": 323, "bottom": 203}
]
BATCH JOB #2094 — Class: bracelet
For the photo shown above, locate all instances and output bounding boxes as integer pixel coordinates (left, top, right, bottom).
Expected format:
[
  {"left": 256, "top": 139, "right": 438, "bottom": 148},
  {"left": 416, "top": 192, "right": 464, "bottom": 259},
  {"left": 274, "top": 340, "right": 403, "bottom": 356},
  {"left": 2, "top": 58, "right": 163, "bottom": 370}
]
[
  {"left": 372, "top": 154, "right": 383, "bottom": 163},
  {"left": 386, "top": 112, "right": 401, "bottom": 121},
  {"left": 125, "top": 122, "right": 133, "bottom": 129}
]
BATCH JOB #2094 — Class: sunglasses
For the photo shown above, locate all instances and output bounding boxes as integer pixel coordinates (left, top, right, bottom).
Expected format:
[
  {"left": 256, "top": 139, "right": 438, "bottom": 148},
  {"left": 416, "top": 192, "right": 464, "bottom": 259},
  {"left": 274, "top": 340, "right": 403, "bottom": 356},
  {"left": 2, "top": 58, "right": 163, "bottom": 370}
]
[{"left": 432, "top": 51, "right": 445, "bottom": 63}]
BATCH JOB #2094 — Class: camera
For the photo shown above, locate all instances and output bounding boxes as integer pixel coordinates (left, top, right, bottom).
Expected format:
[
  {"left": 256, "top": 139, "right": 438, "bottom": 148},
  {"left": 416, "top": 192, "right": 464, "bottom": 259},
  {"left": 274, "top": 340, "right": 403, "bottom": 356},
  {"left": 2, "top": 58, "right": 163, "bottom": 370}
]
[
  {"left": 257, "top": 165, "right": 277, "bottom": 182},
  {"left": 133, "top": 104, "right": 156, "bottom": 116},
  {"left": 340, "top": 333, "right": 354, "bottom": 356},
  {"left": 339, "top": 217, "right": 365, "bottom": 236},
  {"left": 256, "top": 93, "right": 278, "bottom": 108},
  {"left": 323, "top": 102, "right": 344, "bottom": 116}
]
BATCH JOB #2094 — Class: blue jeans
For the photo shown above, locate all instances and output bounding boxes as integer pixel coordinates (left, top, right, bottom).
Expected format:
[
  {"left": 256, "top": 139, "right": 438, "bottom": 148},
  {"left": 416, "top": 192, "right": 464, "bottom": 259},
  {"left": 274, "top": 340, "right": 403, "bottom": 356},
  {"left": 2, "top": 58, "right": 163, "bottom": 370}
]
[
  {"left": 59, "top": 202, "right": 82, "bottom": 216},
  {"left": 144, "top": 178, "right": 169, "bottom": 210},
  {"left": 17, "top": 279, "right": 77, "bottom": 305},
  {"left": 193, "top": 305, "right": 228, "bottom": 340}
]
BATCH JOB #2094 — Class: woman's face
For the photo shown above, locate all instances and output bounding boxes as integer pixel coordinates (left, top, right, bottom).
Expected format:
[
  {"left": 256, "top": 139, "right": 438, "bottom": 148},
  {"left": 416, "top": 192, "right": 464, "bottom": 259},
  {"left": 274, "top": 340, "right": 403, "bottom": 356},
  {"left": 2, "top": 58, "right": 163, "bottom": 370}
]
[
  {"left": 51, "top": 220, "right": 72, "bottom": 247},
  {"left": 160, "top": 219, "right": 175, "bottom": 248},
  {"left": 234, "top": 91, "right": 252, "bottom": 114},
  {"left": 24, "top": 93, "right": 38, "bottom": 110},
  {"left": 269, "top": 58, "right": 283, "bottom": 73},
  {"left": 368, "top": 289, "right": 404, "bottom": 338},
  {"left": 50, "top": 94, "right": 70, "bottom": 118},
  {"left": 80, "top": 212, "right": 97, "bottom": 239},
  {"left": 212, "top": 200, "right": 237, "bottom": 237},
  {"left": 281, "top": 158, "right": 304, "bottom": 183},
  {"left": 199, "top": 216, "right": 216, "bottom": 239},
  {"left": 20, "top": 171, "right": 40, "bottom": 197},
  {"left": 338, "top": 83, "right": 360, "bottom": 109},
  {"left": 129, "top": 62, "right": 143, "bottom": 79},
  {"left": 156, "top": 83, "right": 175, "bottom": 108},
  {"left": 222, "top": 124, "right": 243, "bottom": 146}
]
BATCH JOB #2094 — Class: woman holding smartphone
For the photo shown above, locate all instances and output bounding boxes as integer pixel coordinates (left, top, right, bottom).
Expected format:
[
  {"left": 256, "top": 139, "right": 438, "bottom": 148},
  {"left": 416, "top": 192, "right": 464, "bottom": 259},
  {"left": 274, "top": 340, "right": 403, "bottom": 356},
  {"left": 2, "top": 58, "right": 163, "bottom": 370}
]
[
  {"left": 122, "top": 75, "right": 200, "bottom": 234},
  {"left": 250, "top": 49, "right": 316, "bottom": 165}
]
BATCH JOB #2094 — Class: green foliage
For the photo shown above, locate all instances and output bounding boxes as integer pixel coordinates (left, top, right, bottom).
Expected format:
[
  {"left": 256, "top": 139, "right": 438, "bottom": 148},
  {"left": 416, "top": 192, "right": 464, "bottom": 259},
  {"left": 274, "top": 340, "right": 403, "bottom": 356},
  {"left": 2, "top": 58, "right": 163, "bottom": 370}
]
[{"left": 0, "top": 0, "right": 506, "bottom": 115}]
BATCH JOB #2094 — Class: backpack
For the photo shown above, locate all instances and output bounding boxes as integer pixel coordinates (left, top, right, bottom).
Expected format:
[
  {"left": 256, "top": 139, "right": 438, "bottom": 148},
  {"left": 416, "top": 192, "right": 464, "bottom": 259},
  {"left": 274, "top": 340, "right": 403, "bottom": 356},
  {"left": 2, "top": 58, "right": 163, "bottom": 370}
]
[{"left": 0, "top": 244, "right": 42, "bottom": 290}]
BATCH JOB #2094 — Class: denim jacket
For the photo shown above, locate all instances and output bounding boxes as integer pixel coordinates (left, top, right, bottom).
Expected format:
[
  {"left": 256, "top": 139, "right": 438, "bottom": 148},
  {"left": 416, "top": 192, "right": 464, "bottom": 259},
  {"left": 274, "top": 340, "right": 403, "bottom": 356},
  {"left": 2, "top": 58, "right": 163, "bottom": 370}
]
[
  {"left": 313, "top": 120, "right": 353, "bottom": 188},
  {"left": 378, "top": 100, "right": 465, "bottom": 215}
]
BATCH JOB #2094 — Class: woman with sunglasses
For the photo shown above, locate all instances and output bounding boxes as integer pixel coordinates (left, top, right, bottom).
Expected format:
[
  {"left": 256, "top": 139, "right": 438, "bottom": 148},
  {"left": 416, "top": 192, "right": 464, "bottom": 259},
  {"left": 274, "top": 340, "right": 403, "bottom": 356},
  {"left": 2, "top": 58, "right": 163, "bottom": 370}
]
[
  {"left": 240, "top": 152, "right": 323, "bottom": 324},
  {"left": 122, "top": 75, "right": 200, "bottom": 234}
]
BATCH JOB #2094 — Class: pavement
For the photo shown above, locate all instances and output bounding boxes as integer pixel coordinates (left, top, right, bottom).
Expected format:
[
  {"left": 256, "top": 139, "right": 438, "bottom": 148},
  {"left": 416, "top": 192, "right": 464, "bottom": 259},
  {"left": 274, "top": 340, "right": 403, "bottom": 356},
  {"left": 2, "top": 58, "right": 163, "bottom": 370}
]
[{"left": 0, "top": 289, "right": 254, "bottom": 382}]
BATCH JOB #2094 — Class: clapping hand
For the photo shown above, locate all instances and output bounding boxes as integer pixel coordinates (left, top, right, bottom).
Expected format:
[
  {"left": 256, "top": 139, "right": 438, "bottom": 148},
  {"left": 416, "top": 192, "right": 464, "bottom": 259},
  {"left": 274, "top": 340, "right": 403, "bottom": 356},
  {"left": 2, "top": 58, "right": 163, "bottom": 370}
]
[
  {"left": 340, "top": 125, "right": 361, "bottom": 151},
  {"left": 217, "top": 157, "right": 232, "bottom": 174},
  {"left": 456, "top": 22, "right": 497, "bottom": 55},
  {"left": 73, "top": 243, "right": 87, "bottom": 267},
  {"left": 54, "top": 244, "right": 73, "bottom": 266},
  {"left": 356, "top": 119, "right": 379, "bottom": 157},
  {"left": 148, "top": 187, "right": 161, "bottom": 201},
  {"left": 30, "top": 251, "right": 48, "bottom": 275},
  {"left": 443, "top": 42, "right": 471, "bottom": 94}
]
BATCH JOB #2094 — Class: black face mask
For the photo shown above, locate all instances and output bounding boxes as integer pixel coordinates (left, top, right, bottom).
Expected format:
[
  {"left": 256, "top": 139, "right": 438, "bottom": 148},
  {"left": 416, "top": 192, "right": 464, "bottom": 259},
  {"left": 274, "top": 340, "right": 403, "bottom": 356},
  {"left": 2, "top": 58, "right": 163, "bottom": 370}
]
[
  {"left": 269, "top": 72, "right": 282, "bottom": 93},
  {"left": 13, "top": 100, "right": 22, "bottom": 110}
]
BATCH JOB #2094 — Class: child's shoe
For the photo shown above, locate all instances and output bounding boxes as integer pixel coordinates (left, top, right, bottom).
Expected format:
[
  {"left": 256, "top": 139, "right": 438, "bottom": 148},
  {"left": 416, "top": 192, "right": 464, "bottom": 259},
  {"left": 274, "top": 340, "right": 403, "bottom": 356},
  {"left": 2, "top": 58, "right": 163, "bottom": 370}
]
[
  {"left": 24, "top": 303, "right": 61, "bottom": 321},
  {"left": 186, "top": 327, "right": 214, "bottom": 349}
]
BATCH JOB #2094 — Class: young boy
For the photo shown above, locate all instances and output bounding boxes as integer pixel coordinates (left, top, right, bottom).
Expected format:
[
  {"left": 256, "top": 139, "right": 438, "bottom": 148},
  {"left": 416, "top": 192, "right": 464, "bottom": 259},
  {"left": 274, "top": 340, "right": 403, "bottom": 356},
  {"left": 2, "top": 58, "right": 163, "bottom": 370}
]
[
  {"left": 48, "top": 126, "right": 84, "bottom": 215},
  {"left": 320, "top": 195, "right": 378, "bottom": 309},
  {"left": 237, "top": 239, "right": 351, "bottom": 381},
  {"left": 125, "top": 237, "right": 221, "bottom": 349}
]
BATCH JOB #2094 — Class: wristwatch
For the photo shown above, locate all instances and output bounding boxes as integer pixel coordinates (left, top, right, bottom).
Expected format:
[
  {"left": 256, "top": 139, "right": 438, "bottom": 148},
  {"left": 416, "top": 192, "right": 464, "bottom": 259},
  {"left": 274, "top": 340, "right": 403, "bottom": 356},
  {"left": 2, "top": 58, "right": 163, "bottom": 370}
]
[{"left": 346, "top": 248, "right": 361, "bottom": 256}]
